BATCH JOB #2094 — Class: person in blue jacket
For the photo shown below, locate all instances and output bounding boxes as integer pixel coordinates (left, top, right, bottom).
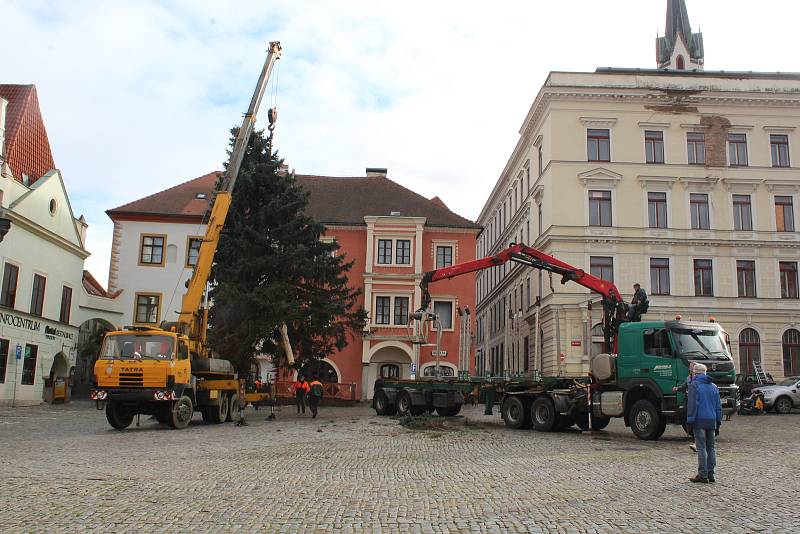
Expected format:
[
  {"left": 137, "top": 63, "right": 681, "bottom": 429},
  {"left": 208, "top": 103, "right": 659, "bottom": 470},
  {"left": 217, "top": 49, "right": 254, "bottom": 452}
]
[{"left": 686, "top": 363, "right": 723, "bottom": 483}]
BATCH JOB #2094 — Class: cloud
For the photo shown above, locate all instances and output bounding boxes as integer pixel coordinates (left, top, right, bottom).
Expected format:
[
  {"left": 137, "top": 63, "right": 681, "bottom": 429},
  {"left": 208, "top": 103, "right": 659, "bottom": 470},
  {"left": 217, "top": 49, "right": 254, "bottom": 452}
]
[{"left": 3, "top": 0, "right": 798, "bottom": 285}]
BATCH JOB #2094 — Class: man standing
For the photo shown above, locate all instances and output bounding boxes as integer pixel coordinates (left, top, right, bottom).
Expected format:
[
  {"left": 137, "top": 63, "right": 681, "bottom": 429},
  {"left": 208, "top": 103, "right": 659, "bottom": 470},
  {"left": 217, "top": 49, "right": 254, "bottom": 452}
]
[
  {"left": 627, "top": 283, "right": 648, "bottom": 322},
  {"left": 674, "top": 361, "right": 698, "bottom": 451},
  {"left": 292, "top": 375, "right": 310, "bottom": 414},
  {"left": 307, "top": 376, "right": 324, "bottom": 419},
  {"left": 686, "top": 363, "right": 723, "bottom": 483}
]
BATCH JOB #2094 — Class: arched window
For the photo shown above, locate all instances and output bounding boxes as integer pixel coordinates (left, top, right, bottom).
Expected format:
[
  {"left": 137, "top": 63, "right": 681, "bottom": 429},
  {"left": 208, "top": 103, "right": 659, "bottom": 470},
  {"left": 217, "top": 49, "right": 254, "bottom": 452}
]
[
  {"left": 591, "top": 323, "right": 605, "bottom": 357},
  {"left": 676, "top": 55, "right": 685, "bottom": 70},
  {"left": 300, "top": 360, "right": 339, "bottom": 383},
  {"left": 423, "top": 365, "right": 455, "bottom": 377},
  {"left": 782, "top": 329, "right": 800, "bottom": 376},
  {"left": 379, "top": 364, "right": 400, "bottom": 379},
  {"left": 738, "top": 328, "right": 761, "bottom": 374}
]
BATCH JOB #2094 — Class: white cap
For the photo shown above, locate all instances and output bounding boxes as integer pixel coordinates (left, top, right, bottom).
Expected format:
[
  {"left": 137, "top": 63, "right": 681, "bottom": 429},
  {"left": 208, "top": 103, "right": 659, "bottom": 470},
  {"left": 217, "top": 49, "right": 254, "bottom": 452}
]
[{"left": 693, "top": 363, "right": 707, "bottom": 374}]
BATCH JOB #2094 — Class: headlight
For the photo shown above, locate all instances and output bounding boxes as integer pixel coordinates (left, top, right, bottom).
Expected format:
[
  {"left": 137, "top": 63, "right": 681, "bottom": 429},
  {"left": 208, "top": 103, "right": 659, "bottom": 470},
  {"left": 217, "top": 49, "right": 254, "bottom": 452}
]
[
  {"left": 92, "top": 390, "right": 108, "bottom": 400},
  {"left": 154, "top": 391, "right": 165, "bottom": 400}
]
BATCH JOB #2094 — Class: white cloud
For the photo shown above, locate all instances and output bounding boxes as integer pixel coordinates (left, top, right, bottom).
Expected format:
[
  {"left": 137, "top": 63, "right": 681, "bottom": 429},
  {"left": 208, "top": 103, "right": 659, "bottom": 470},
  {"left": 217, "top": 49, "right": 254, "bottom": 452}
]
[{"left": 3, "top": 0, "right": 798, "bottom": 285}]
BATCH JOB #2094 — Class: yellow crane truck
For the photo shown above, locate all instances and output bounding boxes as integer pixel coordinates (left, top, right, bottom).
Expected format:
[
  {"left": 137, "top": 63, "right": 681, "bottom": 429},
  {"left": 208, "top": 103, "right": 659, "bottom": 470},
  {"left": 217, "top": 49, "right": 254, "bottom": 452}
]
[{"left": 90, "top": 42, "right": 291, "bottom": 429}]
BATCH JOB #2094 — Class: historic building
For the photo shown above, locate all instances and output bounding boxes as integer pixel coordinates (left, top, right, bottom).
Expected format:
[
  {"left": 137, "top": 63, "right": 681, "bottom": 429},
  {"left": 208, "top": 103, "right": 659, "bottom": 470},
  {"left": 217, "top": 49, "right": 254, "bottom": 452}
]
[
  {"left": 0, "top": 84, "right": 121, "bottom": 406},
  {"left": 106, "top": 168, "right": 480, "bottom": 399},
  {"left": 475, "top": 0, "right": 800, "bottom": 380}
]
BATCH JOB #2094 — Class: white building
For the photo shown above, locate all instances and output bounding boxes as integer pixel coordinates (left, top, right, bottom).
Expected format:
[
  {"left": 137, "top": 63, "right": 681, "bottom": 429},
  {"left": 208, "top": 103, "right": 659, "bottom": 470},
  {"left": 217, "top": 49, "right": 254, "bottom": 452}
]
[
  {"left": 0, "top": 84, "right": 121, "bottom": 406},
  {"left": 475, "top": 1, "right": 800, "bottom": 380}
]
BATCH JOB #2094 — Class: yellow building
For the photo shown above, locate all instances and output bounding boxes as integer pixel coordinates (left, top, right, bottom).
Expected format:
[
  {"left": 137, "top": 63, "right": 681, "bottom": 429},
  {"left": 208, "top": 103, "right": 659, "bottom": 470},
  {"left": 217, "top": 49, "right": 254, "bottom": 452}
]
[{"left": 475, "top": 0, "right": 800, "bottom": 380}]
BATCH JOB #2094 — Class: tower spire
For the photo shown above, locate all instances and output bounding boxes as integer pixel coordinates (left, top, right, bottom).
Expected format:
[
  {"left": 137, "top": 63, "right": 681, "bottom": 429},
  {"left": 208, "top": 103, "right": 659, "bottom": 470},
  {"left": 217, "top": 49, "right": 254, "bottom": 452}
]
[{"left": 655, "top": 0, "right": 704, "bottom": 71}]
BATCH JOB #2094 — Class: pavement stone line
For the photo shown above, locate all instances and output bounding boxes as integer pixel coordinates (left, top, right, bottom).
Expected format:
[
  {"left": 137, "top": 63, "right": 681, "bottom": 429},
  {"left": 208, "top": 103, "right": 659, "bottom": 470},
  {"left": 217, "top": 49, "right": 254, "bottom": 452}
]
[{"left": 0, "top": 402, "right": 798, "bottom": 533}]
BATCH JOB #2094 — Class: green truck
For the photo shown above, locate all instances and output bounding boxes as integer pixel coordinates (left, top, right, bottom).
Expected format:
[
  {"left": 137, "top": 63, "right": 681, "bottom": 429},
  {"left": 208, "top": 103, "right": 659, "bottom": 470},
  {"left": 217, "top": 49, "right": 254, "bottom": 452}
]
[{"left": 373, "top": 244, "right": 738, "bottom": 440}]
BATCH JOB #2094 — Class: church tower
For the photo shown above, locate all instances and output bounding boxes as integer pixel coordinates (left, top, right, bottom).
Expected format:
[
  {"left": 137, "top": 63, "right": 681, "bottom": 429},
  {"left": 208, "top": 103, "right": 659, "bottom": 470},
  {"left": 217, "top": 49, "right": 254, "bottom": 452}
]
[{"left": 655, "top": 0, "right": 704, "bottom": 71}]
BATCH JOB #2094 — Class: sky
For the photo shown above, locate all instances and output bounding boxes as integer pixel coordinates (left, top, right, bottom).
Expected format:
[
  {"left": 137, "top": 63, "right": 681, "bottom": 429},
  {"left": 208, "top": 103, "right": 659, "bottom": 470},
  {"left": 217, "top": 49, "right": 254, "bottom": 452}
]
[{"left": 4, "top": 0, "right": 799, "bottom": 286}]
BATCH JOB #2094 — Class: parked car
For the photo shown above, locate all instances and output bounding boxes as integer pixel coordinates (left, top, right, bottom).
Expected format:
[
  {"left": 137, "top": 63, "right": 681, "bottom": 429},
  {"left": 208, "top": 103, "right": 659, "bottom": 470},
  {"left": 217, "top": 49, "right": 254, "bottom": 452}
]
[
  {"left": 753, "top": 376, "right": 800, "bottom": 414},
  {"left": 735, "top": 373, "right": 775, "bottom": 399}
]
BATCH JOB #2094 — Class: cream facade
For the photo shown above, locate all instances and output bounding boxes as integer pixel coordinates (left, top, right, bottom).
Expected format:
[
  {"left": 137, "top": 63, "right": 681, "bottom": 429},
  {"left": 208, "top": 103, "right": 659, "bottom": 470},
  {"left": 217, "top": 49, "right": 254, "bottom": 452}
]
[{"left": 476, "top": 70, "right": 800, "bottom": 381}]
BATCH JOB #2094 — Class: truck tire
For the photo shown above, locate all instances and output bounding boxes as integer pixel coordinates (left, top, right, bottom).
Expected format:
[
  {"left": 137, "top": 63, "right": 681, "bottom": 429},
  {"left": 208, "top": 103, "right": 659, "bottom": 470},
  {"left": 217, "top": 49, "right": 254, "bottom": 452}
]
[
  {"left": 591, "top": 416, "right": 611, "bottom": 431},
  {"left": 168, "top": 395, "right": 194, "bottom": 429},
  {"left": 502, "top": 396, "right": 532, "bottom": 429},
  {"left": 629, "top": 400, "right": 666, "bottom": 440},
  {"left": 396, "top": 390, "right": 413, "bottom": 416},
  {"left": 531, "top": 397, "right": 558, "bottom": 432},
  {"left": 105, "top": 401, "right": 133, "bottom": 430},
  {"left": 774, "top": 396, "right": 793, "bottom": 415},
  {"left": 227, "top": 393, "right": 240, "bottom": 422},
  {"left": 203, "top": 395, "right": 228, "bottom": 424},
  {"left": 374, "top": 390, "right": 393, "bottom": 416}
]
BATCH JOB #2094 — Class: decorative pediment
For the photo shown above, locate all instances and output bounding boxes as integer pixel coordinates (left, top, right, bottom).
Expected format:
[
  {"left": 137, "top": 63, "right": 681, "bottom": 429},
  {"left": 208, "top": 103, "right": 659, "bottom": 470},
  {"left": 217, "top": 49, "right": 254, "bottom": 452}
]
[
  {"left": 638, "top": 122, "right": 670, "bottom": 129},
  {"left": 578, "top": 168, "right": 622, "bottom": 188},
  {"left": 579, "top": 117, "right": 617, "bottom": 128},
  {"left": 765, "top": 179, "right": 800, "bottom": 194},
  {"left": 763, "top": 126, "right": 796, "bottom": 133},
  {"left": 721, "top": 177, "right": 763, "bottom": 192},
  {"left": 679, "top": 175, "right": 719, "bottom": 191},
  {"left": 638, "top": 175, "right": 679, "bottom": 190}
]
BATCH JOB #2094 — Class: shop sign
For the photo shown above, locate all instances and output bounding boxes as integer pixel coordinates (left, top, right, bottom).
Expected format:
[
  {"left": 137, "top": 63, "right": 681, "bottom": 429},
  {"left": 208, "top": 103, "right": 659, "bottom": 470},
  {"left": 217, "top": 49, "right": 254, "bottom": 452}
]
[
  {"left": 0, "top": 311, "right": 41, "bottom": 332},
  {"left": 571, "top": 340, "right": 581, "bottom": 347},
  {"left": 44, "top": 325, "right": 74, "bottom": 341}
]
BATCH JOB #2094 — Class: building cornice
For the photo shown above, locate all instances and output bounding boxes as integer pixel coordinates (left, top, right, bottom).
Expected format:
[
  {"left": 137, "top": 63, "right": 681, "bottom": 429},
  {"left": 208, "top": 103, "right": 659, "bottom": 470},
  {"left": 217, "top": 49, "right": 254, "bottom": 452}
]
[{"left": 5, "top": 210, "right": 90, "bottom": 259}]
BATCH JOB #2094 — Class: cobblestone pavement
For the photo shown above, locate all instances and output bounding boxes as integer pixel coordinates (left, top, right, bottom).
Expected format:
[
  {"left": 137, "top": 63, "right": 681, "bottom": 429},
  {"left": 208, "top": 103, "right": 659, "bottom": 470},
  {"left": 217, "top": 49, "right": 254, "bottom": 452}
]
[{"left": 1, "top": 401, "right": 798, "bottom": 534}]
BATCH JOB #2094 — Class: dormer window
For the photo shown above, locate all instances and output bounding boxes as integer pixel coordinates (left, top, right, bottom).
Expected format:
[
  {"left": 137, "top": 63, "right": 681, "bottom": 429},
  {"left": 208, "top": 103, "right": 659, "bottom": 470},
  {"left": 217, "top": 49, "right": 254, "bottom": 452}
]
[
  {"left": 676, "top": 55, "right": 685, "bottom": 70},
  {"left": 195, "top": 193, "right": 207, "bottom": 200}
]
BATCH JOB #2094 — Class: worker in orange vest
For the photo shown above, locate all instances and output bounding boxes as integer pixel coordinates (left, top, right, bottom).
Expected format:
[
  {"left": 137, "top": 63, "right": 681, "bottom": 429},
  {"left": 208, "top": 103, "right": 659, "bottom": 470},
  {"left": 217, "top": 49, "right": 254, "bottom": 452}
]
[
  {"left": 307, "top": 376, "right": 324, "bottom": 419},
  {"left": 292, "top": 374, "right": 310, "bottom": 414}
]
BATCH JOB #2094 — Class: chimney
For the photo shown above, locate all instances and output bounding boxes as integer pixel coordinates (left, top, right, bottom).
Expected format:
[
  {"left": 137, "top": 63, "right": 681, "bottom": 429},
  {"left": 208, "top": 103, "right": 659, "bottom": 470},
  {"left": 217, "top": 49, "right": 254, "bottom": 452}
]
[
  {"left": 0, "top": 97, "right": 7, "bottom": 166},
  {"left": 366, "top": 167, "right": 387, "bottom": 177}
]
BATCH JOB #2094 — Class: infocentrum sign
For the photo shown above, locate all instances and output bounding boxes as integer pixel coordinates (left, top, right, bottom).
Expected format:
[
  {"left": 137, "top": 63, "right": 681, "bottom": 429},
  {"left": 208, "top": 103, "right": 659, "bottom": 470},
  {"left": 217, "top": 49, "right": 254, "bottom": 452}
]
[{"left": 0, "top": 310, "right": 75, "bottom": 340}]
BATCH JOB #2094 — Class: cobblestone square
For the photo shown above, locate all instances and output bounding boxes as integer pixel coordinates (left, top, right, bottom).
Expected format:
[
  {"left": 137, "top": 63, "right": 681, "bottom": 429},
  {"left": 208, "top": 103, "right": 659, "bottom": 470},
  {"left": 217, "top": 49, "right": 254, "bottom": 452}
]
[{"left": 0, "top": 402, "right": 798, "bottom": 533}]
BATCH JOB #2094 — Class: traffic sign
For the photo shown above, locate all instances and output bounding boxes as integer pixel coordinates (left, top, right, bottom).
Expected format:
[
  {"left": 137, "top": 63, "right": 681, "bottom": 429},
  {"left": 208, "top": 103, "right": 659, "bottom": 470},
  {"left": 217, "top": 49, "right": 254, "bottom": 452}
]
[
  {"left": 15, "top": 345, "right": 22, "bottom": 360},
  {"left": 410, "top": 363, "right": 417, "bottom": 373}
]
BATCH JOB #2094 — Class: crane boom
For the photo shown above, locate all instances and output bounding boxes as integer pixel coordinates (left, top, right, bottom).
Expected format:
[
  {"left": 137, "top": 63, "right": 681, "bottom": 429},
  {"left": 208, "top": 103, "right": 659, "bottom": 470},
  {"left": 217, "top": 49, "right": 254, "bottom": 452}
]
[
  {"left": 177, "top": 41, "right": 282, "bottom": 353},
  {"left": 419, "top": 243, "right": 631, "bottom": 352}
]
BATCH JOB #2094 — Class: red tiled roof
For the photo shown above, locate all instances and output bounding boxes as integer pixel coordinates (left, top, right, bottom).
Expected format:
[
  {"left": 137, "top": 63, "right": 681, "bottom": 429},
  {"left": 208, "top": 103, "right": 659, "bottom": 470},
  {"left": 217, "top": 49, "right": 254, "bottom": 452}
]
[
  {"left": 82, "top": 270, "right": 121, "bottom": 298},
  {"left": 0, "top": 84, "right": 55, "bottom": 184},
  {"left": 107, "top": 172, "right": 222, "bottom": 220},
  {"left": 108, "top": 171, "right": 480, "bottom": 229}
]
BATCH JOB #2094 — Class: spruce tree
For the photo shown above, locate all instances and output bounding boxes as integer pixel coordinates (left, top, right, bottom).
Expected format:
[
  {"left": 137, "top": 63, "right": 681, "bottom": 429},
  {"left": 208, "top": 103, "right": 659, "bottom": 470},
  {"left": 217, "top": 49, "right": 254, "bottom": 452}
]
[{"left": 208, "top": 129, "right": 367, "bottom": 374}]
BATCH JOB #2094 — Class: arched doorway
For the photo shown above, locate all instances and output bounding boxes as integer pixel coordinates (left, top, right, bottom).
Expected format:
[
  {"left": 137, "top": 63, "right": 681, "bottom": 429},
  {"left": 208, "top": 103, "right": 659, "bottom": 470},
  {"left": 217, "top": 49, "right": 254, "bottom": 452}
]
[
  {"left": 299, "top": 359, "right": 339, "bottom": 383},
  {"left": 591, "top": 323, "right": 605, "bottom": 358},
  {"left": 738, "top": 328, "right": 761, "bottom": 374},
  {"left": 367, "top": 343, "right": 412, "bottom": 399},
  {"left": 75, "top": 318, "right": 114, "bottom": 394},
  {"left": 783, "top": 329, "right": 800, "bottom": 376},
  {"left": 43, "top": 352, "right": 71, "bottom": 404}
]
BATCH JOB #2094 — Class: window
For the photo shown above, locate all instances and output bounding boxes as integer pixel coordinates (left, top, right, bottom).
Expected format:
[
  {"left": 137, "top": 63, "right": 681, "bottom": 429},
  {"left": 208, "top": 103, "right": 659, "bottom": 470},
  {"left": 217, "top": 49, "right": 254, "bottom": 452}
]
[
  {"left": 587, "top": 129, "right": 610, "bottom": 162},
  {"left": 783, "top": 329, "right": 800, "bottom": 376},
  {"left": 0, "top": 338, "right": 8, "bottom": 383},
  {"left": 676, "top": 55, "right": 685, "bottom": 70},
  {"left": 396, "top": 240, "right": 411, "bottom": 265},
  {"left": 645, "top": 131, "right": 665, "bottom": 164},
  {"left": 433, "top": 301, "right": 453, "bottom": 330},
  {"left": 690, "top": 193, "right": 710, "bottom": 230},
  {"left": 693, "top": 259, "right": 713, "bottom": 296},
  {"left": 780, "top": 262, "right": 798, "bottom": 299},
  {"left": 21, "top": 344, "right": 37, "bottom": 385},
  {"left": 380, "top": 364, "right": 400, "bottom": 379},
  {"left": 423, "top": 366, "right": 455, "bottom": 377},
  {"left": 186, "top": 238, "right": 202, "bottom": 267},
  {"left": 374, "top": 296, "right": 391, "bottom": 325},
  {"left": 732, "top": 195, "right": 753, "bottom": 231},
  {"left": 644, "top": 329, "right": 672, "bottom": 357},
  {"left": 135, "top": 294, "right": 161, "bottom": 324},
  {"left": 436, "top": 246, "right": 453, "bottom": 268},
  {"left": 687, "top": 133, "right": 705, "bottom": 165},
  {"left": 728, "top": 133, "right": 748, "bottom": 166},
  {"left": 59, "top": 286, "right": 72, "bottom": 324},
  {"left": 736, "top": 260, "right": 756, "bottom": 297},
  {"left": 30, "top": 274, "right": 46, "bottom": 317},
  {"left": 377, "top": 239, "right": 392, "bottom": 264},
  {"left": 648, "top": 192, "right": 668, "bottom": 229},
  {"left": 775, "top": 196, "right": 795, "bottom": 232},
  {"left": 0, "top": 263, "right": 19, "bottom": 308},
  {"left": 394, "top": 297, "right": 409, "bottom": 326},
  {"left": 590, "top": 256, "right": 614, "bottom": 282},
  {"left": 139, "top": 235, "right": 165, "bottom": 265},
  {"left": 770, "top": 135, "right": 790, "bottom": 167},
  {"left": 537, "top": 204, "right": 543, "bottom": 237},
  {"left": 739, "top": 328, "right": 761, "bottom": 374},
  {"left": 650, "top": 258, "right": 670, "bottom": 295},
  {"left": 538, "top": 145, "right": 543, "bottom": 177},
  {"left": 588, "top": 190, "right": 612, "bottom": 227}
]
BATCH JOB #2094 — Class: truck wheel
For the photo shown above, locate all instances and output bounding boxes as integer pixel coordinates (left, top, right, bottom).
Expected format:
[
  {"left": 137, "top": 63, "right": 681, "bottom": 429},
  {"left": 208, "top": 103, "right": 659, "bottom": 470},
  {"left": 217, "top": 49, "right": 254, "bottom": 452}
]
[
  {"left": 775, "top": 397, "right": 793, "bottom": 415},
  {"left": 591, "top": 416, "right": 611, "bottom": 431},
  {"left": 204, "top": 395, "right": 228, "bottom": 424},
  {"left": 168, "top": 395, "right": 194, "bottom": 429},
  {"left": 227, "top": 393, "right": 240, "bottom": 422},
  {"left": 373, "top": 390, "right": 394, "bottom": 416},
  {"left": 629, "top": 400, "right": 665, "bottom": 440},
  {"left": 396, "top": 390, "right": 413, "bottom": 416},
  {"left": 502, "top": 396, "right": 531, "bottom": 429},
  {"left": 448, "top": 404, "right": 462, "bottom": 417},
  {"left": 105, "top": 401, "right": 133, "bottom": 430},
  {"left": 531, "top": 397, "right": 557, "bottom": 432}
]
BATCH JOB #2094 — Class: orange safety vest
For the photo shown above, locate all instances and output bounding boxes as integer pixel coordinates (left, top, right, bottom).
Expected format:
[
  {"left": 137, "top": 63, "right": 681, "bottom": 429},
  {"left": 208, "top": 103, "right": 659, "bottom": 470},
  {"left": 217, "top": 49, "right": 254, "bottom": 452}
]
[
  {"left": 308, "top": 380, "right": 324, "bottom": 397},
  {"left": 293, "top": 380, "right": 310, "bottom": 394}
]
